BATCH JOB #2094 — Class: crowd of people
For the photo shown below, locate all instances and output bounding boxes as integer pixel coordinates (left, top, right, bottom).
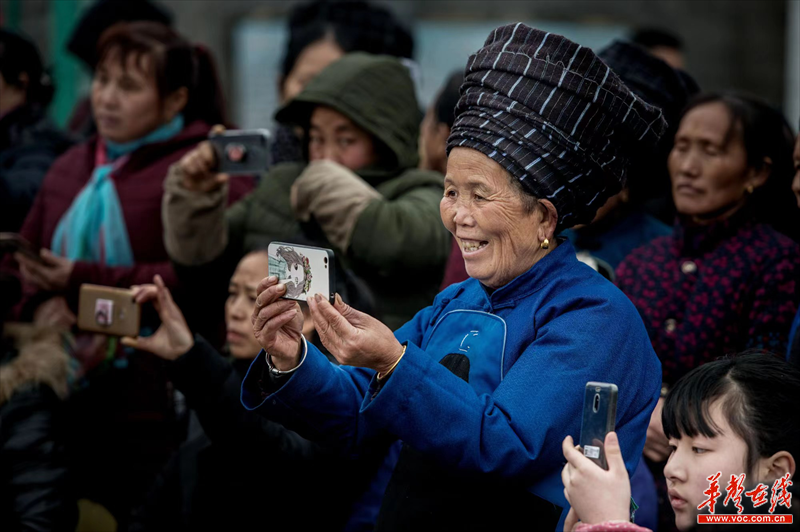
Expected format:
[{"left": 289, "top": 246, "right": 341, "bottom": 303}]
[{"left": 1, "top": 1, "right": 799, "bottom": 531}]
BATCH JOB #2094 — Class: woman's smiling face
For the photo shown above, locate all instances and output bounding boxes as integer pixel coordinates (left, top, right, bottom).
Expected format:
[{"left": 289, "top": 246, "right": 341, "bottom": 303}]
[{"left": 440, "top": 147, "right": 550, "bottom": 289}]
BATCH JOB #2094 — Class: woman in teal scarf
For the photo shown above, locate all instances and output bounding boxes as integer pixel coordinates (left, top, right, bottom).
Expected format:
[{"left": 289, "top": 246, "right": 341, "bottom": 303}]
[
  {"left": 11, "top": 22, "right": 243, "bottom": 527},
  {"left": 14, "top": 22, "right": 230, "bottom": 326}
]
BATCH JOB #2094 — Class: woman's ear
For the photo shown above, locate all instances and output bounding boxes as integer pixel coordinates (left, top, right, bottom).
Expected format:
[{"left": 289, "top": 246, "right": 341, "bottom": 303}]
[
  {"left": 537, "top": 199, "right": 559, "bottom": 241},
  {"left": 756, "top": 451, "right": 795, "bottom": 483},
  {"left": 163, "top": 87, "right": 189, "bottom": 122},
  {"left": 747, "top": 156, "right": 772, "bottom": 191}
]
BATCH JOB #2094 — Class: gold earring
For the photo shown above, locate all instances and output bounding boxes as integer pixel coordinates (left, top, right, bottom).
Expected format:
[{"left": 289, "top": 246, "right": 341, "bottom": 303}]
[
  {"left": 540, "top": 238, "right": 550, "bottom": 250},
  {"left": 746, "top": 184, "right": 754, "bottom": 194}
]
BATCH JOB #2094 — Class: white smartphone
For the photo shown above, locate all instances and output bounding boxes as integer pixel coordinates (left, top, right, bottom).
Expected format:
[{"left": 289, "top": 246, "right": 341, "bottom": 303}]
[{"left": 267, "top": 242, "right": 335, "bottom": 304}]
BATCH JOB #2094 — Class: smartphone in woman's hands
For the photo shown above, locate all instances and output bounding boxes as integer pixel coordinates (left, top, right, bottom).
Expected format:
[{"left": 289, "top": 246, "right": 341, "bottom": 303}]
[{"left": 267, "top": 242, "right": 335, "bottom": 304}]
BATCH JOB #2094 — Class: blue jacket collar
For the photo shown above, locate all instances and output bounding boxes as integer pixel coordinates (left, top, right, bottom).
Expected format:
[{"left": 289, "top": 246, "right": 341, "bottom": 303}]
[{"left": 477, "top": 239, "right": 578, "bottom": 310}]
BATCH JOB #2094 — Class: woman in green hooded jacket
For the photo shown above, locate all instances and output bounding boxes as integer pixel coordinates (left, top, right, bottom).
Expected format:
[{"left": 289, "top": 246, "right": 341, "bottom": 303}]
[{"left": 162, "top": 53, "right": 451, "bottom": 331}]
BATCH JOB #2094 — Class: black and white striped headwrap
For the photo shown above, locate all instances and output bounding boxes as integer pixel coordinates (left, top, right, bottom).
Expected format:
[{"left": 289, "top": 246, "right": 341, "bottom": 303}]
[{"left": 447, "top": 23, "right": 668, "bottom": 231}]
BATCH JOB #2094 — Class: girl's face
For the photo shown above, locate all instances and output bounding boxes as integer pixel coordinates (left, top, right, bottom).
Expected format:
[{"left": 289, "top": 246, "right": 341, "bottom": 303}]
[{"left": 663, "top": 401, "right": 750, "bottom": 531}]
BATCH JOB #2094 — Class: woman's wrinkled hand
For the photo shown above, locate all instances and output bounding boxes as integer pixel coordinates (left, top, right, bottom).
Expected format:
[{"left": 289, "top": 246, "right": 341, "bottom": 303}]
[
  {"left": 643, "top": 397, "right": 671, "bottom": 462},
  {"left": 177, "top": 124, "right": 229, "bottom": 193},
  {"left": 16, "top": 249, "right": 74, "bottom": 292},
  {"left": 307, "top": 292, "right": 404, "bottom": 374},
  {"left": 252, "top": 276, "right": 304, "bottom": 370},
  {"left": 561, "top": 432, "right": 631, "bottom": 531},
  {"left": 121, "top": 274, "right": 193, "bottom": 360}
]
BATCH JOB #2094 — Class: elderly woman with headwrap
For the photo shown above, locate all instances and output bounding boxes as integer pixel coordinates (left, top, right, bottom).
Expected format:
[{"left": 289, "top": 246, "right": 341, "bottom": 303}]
[{"left": 242, "top": 24, "right": 665, "bottom": 531}]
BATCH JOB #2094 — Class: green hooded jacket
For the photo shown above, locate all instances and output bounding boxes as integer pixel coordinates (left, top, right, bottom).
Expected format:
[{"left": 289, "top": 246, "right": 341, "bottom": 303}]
[{"left": 224, "top": 54, "right": 451, "bottom": 329}]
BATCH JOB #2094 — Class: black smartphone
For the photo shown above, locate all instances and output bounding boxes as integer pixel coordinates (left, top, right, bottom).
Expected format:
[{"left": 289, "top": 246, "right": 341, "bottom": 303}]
[
  {"left": 267, "top": 242, "right": 336, "bottom": 304},
  {"left": 208, "top": 129, "right": 271, "bottom": 175},
  {"left": 578, "top": 381, "right": 618, "bottom": 470}
]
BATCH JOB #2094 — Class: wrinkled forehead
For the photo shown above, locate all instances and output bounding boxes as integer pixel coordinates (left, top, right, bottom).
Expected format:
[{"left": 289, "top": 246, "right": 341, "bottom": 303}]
[{"left": 445, "top": 147, "right": 514, "bottom": 190}]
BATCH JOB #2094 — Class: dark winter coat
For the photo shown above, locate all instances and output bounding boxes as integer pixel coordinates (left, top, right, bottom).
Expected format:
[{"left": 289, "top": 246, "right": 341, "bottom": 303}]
[{"left": 0, "top": 104, "right": 74, "bottom": 232}]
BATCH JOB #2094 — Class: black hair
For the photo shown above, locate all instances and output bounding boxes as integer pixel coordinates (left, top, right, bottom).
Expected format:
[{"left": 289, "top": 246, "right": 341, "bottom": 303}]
[
  {"left": 96, "top": 21, "right": 228, "bottom": 126},
  {"left": 281, "top": 0, "right": 413, "bottom": 80},
  {"left": 0, "top": 29, "right": 55, "bottom": 108},
  {"left": 631, "top": 27, "right": 683, "bottom": 51},
  {"left": 433, "top": 71, "right": 464, "bottom": 129},
  {"left": 66, "top": 0, "right": 174, "bottom": 69},
  {"left": 662, "top": 351, "right": 800, "bottom": 476},
  {"left": 679, "top": 92, "right": 798, "bottom": 238}
]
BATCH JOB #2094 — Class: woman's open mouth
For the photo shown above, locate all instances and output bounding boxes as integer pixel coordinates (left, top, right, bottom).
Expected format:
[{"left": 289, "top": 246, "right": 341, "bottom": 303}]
[{"left": 460, "top": 239, "right": 488, "bottom": 254}]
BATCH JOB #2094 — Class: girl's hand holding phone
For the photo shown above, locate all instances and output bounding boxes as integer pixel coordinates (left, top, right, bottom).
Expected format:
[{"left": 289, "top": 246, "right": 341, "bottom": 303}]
[{"left": 561, "top": 432, "right": 631, "bottom": 531}]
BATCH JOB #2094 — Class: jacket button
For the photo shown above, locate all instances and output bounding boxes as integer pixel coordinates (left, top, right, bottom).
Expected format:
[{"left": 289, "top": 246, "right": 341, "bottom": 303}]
[
  {"left": 664, "top": 319, "right": 677, "bottom": 333},
  {"left": 681, "top": 261, "right": 697, "bottom": 274}
]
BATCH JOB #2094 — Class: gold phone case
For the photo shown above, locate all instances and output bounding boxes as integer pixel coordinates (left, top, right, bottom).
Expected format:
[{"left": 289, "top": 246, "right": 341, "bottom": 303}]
[{"left": 77, "top": 285, "right": 141, "bottom": 337}]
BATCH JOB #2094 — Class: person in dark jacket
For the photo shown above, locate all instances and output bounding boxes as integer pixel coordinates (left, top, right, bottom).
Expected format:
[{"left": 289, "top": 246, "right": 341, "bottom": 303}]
[
  {"left": 163, "top": 53, "right": 451, "bottom": 332},
  {"left": 0, "top": 273, "right": 77, "bottom": 532},
  {"left": 125, "top": 254, "right": 389, "bottom": 531},
  {"left": 10, "top": 22, "right": 251, "bottom": 527},
  {"left": 271, "top": 0, "right": 415, "bottom": 166},
  {"left": 616, "top": 93, "right": 800, "bottom": 531},
  {"left": 0, "top": 29, "right": 74, "bottom": 232}
]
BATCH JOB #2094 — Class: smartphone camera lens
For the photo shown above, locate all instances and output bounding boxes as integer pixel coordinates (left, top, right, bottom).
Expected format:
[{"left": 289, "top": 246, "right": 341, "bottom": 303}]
[{"left": 324, "top": 256, "right": 328, "bottom": 269}]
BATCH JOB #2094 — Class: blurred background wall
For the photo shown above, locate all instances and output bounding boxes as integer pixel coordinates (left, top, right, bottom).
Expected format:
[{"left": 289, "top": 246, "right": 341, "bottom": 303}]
[{"left": 2, "top": 0, "right": 798, "bottom": 130}]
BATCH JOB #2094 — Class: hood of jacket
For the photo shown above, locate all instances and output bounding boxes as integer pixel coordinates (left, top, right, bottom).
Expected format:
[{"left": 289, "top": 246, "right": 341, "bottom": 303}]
[
  {"left": 0, "top": 323, "right": 71, "bottom": 405},
  {"left": 275, "top": 52, "right": 422, "bottom": 174}
]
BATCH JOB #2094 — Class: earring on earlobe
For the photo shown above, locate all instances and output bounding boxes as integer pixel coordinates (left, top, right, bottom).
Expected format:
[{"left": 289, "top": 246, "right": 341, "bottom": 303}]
[
  {"left": 540, "top": 238, "right": 550, "bottom": 250},
  {"left": 746, "top": 184, "right": 755, "bottom": 194}
]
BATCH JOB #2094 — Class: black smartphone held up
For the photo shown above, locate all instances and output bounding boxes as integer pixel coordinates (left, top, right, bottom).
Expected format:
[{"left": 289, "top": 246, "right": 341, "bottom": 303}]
[
  {"left": 208, "top": 129, "right": 270, "bottom": 175},
  {"left": 267, "top": 242, "right": 336, "bottom": 304},
  {"left": 579, "top": 381, "right": 618, "bottom": 470}
]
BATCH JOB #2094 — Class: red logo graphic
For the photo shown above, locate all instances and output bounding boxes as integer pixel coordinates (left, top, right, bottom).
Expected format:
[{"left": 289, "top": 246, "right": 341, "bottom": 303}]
[
  {"left": 724, "top": 473, "right": 747, "bottom": 514},
  {"left": 745, "top": 483, "right": 770, "bottom": 509},
  {"left": 698, "top": 472, "right": 722, "bottom": 514},
  {"left": 769, "top": 474, "right": 793, "bottom": 514},
  {"left": 698, "top": 472, "right": 793, "bottom": 525}
]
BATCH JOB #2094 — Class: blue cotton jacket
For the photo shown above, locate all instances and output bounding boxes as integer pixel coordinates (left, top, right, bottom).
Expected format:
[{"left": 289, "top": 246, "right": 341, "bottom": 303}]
[{"left": 241, "top": 241, "right": 661, "bottom": 527}]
